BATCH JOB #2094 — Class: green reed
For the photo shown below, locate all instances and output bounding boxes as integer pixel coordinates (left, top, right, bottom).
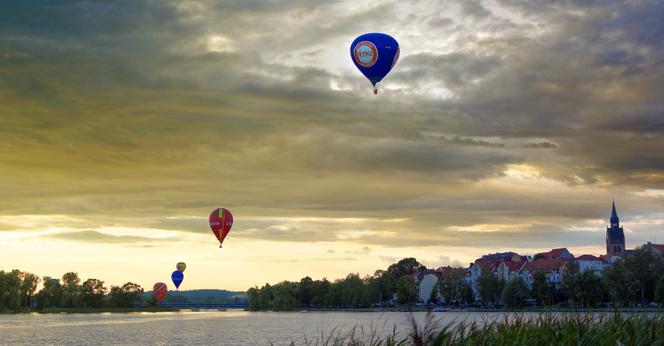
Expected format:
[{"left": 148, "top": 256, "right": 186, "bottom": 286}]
[{"left": 288, "top": 312, "right": 664, "bottom": 346}]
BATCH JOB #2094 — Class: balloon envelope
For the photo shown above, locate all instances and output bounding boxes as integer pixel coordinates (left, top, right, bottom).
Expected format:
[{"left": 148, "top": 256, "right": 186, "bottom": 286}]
[
  {"left": 350, "top": 33, "right": 400, "bottom": 93},
  {"left": 176, "top": 262, "right": 186, "bottom": 272},
  {"left": 171, "top": 270, "right": 184, "bottom": 289},
  {"left": 209, "top": 208, "right": 233, "bottom": 247},
  {"left": 153, "top": 282, "right": 167, "bottom": 303}
]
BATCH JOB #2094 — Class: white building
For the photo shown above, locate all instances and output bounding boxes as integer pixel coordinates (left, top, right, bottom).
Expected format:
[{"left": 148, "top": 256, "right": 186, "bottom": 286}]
[
  {"left": 416, "top": 272, "right": 439, "bottom": 304},
  {"left": 517, "top": 258, "right": 567, "bottom": 289},
  {"left": 576, "top": 254, "right": 608, "bottom": 274}
]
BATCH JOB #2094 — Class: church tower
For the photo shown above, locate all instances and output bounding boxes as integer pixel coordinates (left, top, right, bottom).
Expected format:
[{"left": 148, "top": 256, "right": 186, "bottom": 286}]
[{"left": 606, "top": 201, "right": 625, "bottom": 256}]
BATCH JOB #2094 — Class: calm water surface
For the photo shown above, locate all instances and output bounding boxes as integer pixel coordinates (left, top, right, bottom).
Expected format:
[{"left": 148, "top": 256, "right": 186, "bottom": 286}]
[{"left": 0, "top": 310, "right": 567, "bottom": 345}]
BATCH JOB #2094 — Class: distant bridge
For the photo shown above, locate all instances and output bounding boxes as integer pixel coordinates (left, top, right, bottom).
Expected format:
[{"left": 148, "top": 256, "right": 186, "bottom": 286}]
[{"left": 158, "top": 302, "right": 248, "bottom": 309}]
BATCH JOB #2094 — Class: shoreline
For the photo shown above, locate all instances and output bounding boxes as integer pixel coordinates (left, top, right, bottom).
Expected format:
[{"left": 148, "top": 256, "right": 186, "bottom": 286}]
[{"left": 3, "top": 307, "right": 664, "bottom": 314}]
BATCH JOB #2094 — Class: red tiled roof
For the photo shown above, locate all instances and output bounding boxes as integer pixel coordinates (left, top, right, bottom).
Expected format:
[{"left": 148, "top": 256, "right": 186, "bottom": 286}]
[
  {"left": 521, "top": 258, "right": 566, "bottom": 272},
  {"left": 536, "top": 248, "right": 574, "bottom": 260},
  {"left": 576, "top": 254, "right": 601, "bottom": 261},
  {"left": 476, "top": 261, "right": 496, "bottom": 272},
  {"left": 503, "top": 261, "right": 525, "bottom": 272}
]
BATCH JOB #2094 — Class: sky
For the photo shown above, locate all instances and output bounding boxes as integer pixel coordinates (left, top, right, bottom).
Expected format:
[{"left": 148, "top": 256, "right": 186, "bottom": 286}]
[{"left": 0, "top": 0, "right": 663, "bottom": 291}]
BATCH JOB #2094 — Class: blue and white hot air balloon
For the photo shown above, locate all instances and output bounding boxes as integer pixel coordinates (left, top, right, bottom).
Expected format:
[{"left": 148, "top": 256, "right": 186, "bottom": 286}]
[{"left": 350, "top": 33, "right": 400, "bottom": 94}]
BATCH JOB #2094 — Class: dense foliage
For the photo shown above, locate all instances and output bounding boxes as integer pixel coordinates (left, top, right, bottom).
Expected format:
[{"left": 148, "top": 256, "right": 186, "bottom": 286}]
[
  {"left": 0, "top": 270, "right": 144, "bottom": 312},
  {"left": 247, "top": 258, "right": 427, "bottom": 311}
]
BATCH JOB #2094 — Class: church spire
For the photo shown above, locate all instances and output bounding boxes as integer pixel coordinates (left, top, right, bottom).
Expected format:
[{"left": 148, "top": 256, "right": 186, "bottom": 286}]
[
  {"left": 610, "top": 201, "right": 619, "bottom": 226},
  {"left": 607, "top": 200, "right": 625, "bottom": 256}
]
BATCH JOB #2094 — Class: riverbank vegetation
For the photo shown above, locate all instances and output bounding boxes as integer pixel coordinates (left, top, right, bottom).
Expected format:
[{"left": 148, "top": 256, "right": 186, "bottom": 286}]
[
  {"left": 0, "top": 270, "right": 143, "bottom": 313},
  {"left": 297, "top": 313, "right": 664, "bottom": 345},
  {"left": 248, "top": 247, "right": 664, "bottom": 311}
]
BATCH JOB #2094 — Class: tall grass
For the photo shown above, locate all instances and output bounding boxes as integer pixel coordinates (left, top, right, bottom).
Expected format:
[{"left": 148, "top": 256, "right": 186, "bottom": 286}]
[{"left": 291, "top": 312, "right": 664, "bottom": 346}]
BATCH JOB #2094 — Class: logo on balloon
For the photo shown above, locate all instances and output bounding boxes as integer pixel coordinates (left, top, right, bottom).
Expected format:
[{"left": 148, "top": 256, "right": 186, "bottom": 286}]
[{"left": 353, "top": 41, "right": 378, "bottom": 68}]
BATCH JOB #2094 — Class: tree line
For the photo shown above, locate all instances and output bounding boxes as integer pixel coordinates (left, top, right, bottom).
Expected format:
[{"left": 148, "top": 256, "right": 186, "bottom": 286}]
[
  {"left": 0, "top": 270, "right": 144, "bottom": 312},
  {"left": 246, "top": 257, "right": 451, "bottom": 311},
  {"left": 247, "top": 247, "right": 664, "bottom": 311}
]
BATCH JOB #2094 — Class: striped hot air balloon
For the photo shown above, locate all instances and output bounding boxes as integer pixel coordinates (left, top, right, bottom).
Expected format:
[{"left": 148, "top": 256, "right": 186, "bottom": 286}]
[
  {"left": 209, "top": 208, "right": 233, "bottom": 248},
  {"left": 153, "top": 282, "right": 167, "bottom": 304}
]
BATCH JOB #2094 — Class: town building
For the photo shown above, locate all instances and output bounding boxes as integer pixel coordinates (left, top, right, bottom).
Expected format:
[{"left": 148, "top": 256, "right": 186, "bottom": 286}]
[
  {"left": 576, "top": 254, "right": 608, "bottom": 274},
  {"left": 517, "top": 258, "right": 567, "bottom": 289}
]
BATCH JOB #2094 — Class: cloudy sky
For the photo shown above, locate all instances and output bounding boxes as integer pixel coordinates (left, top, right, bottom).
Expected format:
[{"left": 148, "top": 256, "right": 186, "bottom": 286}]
[{"left": 1, "top": 0, "right": 663, "bottom": 290}]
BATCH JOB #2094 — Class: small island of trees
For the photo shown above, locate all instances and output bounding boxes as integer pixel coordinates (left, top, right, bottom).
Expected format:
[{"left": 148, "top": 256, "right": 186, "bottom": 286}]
[{"left": 0, "top": 271, "right": 144, "bottom": 312}]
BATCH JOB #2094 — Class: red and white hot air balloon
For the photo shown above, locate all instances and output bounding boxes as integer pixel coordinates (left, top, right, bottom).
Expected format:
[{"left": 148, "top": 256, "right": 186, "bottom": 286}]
[{"left": 153, "top": 282, "right": 167, "bottom": 304}]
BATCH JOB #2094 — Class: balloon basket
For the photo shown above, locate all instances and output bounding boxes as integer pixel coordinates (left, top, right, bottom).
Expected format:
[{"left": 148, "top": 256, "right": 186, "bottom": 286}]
[{"left": 373, "top": 88, "right": 377, "bottom": 95}]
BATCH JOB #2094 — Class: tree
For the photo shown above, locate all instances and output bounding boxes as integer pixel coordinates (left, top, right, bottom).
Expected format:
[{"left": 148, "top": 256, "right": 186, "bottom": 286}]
[
  {"left": 396, "top": 276, "right": 418, "bottom": 305},
  {"left": 62, "top": 272, "right": 81, "bottom": 287},
  {"left": 146, "top": 296, "right": 158, "bottom": 307},
  {"left": 19, "top": 272, "right": 39, "bottom": 308},
  {"left": 271, "top": 281, "right": 299, "bottom": 311},
  {"left": 81, "top": 279, "right": 107, "bottom": 308},
  {"left": 604, "top": 247, "right": 664, "bottom": 306},
  {"left": 477, "top": 270, "right": 503, "bottom": 305},
  {"left": 439, "top": 268, "right": 465, "bottom": 305},
  {"left": 340, "top": 273, "right": 367, "bottom": 307},
  {"left": 373, "top": 270, "right": 397, "bottom": 303},
  {"left": 460, "top": 283, "right": 474, "bottom": 305},
  {"left": 109, "top": 282, "right": 143, "bottom": 308},
  {"left": 258, "top": 283, "right": 274, "bottom": 309},
  {"left": 531, "top": 271, "right": 548, "bottom": 306},
  {"left": 0, "top": 271, "right": 22, "bottom": 311},
  {"left": 298, "top": 276, "right": 314, "bottom": 308},
  {"left": 388, "top": 258, "right": 426, "bottom": 278},
  {"left": 247, "top": 287, "right": 261, "bottom": 311},
  {"left": 502, "top": 277, "right": 530, "bottom": 308},
  {"left": 365, "top": 276, "right": 382, "bottom": 305},
  {"left": 626, "top": 247, "right": 664, "bottom": 303},
  {"left": 325, "top": 281, "right": 343, "bottom": 308},
  {"left": 577, "top": 270, "right": 607, "bottom": 308},
  {"left": 655, "top": 277, "right": 664, "bottom": 305},
  {"left": 604, "top": 260, "right": 634, "bottom": 306},
  {"left": 563, "top": 261, "right": 581, "bottom": 308},
  {"left": 311, "top": 278, "right": 330, "bottom": 308},
  {"left": 35, "top": 276, "right": 62, "bottom": 309},
  {"left": 60, "top": 272, "right": 82, "bottom": 308}
]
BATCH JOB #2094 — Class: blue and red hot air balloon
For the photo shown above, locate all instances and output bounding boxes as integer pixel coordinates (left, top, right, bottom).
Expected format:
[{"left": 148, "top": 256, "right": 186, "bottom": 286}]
[{"left": 350, "top": 33, "right": 400, "bottom": 94}]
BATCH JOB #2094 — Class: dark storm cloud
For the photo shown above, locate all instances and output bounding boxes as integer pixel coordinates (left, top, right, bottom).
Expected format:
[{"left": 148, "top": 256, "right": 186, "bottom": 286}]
[{"left": 0, "top": 0, "right": 663, "bottom": 254}]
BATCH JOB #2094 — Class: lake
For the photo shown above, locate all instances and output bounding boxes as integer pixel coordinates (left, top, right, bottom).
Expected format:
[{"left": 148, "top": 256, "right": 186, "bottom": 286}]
[{"left": 0, "top": 310, "right": 606, "bottom": 345}]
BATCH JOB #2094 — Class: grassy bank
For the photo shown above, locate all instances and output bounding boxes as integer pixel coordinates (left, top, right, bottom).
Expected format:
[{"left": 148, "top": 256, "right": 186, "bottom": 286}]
[{"left": 298, "top": 313, "right": 664, "bottom": 345}]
